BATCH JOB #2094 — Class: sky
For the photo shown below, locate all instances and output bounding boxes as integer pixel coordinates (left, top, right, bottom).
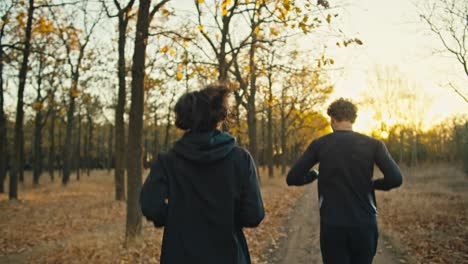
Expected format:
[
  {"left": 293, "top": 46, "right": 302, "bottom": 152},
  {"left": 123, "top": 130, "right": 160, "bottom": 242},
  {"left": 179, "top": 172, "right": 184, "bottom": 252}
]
[
  {"left": 322, "top": 0, "right": 467, "bottom": 132},
  {"left": 174, "top": 0, "right": 467, "bottom": 133},
  {"left": 4, "top": 0, "right": 466, "bottom": 132}
]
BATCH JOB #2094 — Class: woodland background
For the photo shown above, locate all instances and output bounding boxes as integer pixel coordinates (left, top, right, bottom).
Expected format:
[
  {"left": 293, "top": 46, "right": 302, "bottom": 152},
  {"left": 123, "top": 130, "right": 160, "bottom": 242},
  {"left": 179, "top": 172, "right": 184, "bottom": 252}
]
[{"left": 0, "top": 0, "right": 467, "bottom": 263}]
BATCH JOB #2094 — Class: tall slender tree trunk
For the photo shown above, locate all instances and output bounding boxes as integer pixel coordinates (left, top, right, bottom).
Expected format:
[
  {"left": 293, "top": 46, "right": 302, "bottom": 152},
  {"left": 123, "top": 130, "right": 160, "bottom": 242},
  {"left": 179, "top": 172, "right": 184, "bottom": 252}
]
[
  {"left": 19, "top": 146, "right": 24, "bottom": 183},
  {"left": 0, "top": 81, "right": 6, "bottom": 193},
  {"left": 62, "top": 80, "right": 77, "bottom": 185},
  {"left": 114, "top": 13, "right": 129, "bottom": 201},
  {"left": 126, "top": 0, "right": 152, "bottom": 242},
  {"left": 164, "top": 111, "right": 171, "bottom": 151},
  {"left": 266, "top": 74, "right": 274, "bottom": 178},
  {"left": 261, "top": 114, "right": 265, "bottom": 166},
  {"left": 33, "top": 110, "right": 43, "bottom": 186},
  {"left": 10, "top": 0, "right": 34, "bottom": 199},
  {"left": 152, "top": 113, "right": 160, "bottom": 160},
  {"left": 0, "top": 27, "right": 7, "bottom": 193},
  {"left": 163, "top": 94, "right": 174, "bottom": 151},
  {"left": 218, "top": 12, "right": 230, "bottom": 132},
  {"left": 247, "top": 31, "right": 258, "bottom": 169},
  {"left": 33, "top": 55, "right": 45, "bottom": 186},
  {"left": 234, "top": 98, "right": 242, "bottom": 146},
  {"left": 399, "top": 129, "right": 404, "bottom": 165},
  {"left": 273, "top": 125, "right": 279, "bottom": 169},
  {"left": 48, "top": 106, "right": 55, "bottom": 182},
  {"left": 411, "top": 131, "right": 419, "bottom": 167},
  {"left": 58, "top": 121, "right": 63, "bottom": 178},
  {"left": 86, "top": 114, "right": 93, "bottom": 176},
  {"left": 280, "top": 107, "right": 287, "bottom": 174},
  {"left": 107, "top": 124, "right": 113, "bottom": 171},
  {"left": 76, "top": 105, "right": 81, "bottom": 181},
  {"left": 97, "top": 131, "right": 103, "bottom": 167}
]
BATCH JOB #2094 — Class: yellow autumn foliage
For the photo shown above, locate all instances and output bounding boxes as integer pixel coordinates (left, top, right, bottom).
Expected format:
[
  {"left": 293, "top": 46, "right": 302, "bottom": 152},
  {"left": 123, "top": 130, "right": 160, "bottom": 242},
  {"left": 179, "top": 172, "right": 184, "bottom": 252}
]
[{"left": 176, "top": 71, "right": 183, "bottom": 80}]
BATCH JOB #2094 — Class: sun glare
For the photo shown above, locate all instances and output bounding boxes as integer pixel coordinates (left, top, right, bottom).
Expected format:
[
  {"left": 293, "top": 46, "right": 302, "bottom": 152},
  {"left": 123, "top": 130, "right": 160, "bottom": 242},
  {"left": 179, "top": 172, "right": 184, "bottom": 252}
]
[{"left": 380, "top": 131, "right": 389, "bottom": 139}]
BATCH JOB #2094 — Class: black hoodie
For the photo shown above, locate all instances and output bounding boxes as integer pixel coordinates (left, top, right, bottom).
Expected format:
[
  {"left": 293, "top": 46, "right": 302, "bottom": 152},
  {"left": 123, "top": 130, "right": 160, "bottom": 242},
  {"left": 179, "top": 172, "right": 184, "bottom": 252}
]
[{"left": 140, "top": 130, "right": 264, "bottom": 264}]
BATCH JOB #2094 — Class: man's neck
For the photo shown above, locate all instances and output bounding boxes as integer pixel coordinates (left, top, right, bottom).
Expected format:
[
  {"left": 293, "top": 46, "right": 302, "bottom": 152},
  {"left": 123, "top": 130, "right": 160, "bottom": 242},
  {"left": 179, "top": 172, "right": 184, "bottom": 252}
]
[{"left": 333, "top": 121, "right": 353, "bottom": 131}]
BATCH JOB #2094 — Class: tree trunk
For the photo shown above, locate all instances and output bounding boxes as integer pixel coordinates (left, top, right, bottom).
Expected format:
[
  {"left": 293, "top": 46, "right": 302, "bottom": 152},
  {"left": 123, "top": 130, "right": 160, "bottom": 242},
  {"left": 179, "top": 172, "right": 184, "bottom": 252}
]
[
  {"left": 234, "top": 98, "right": 242, "bottom": 146},
  {"left": 411, "top": 131, "right": 419, "bottom": 167},
  {"left": 273, "top": 125, "right": 279, "bottom": 168},
  {"left": 126, "top": 0, "right": 152, "bottom": 242},
  {"left": 0, "top": 26, "right": 7, "bottom": 193},
  {"left": 163, "top": 93, "right": 174, "bottom": 151},
  {"left": 399, "top": 129, "right": 404, "bottom": 165},
  {"left": 152, "top": 113, "right": 159, "bottom": 160},
  {"left": 107, "top": 124, "right": 113, "bottom": 171},
  {"left": 33, "top": 110, "right": 43, "bottom": 186},
  {"left": 58, "top": 121, "right": 63, "bottom": 178},
  {"left": 10, "top": 0, "right": 34, "bottom": 199},
  {"left": 114, "top": 13, "right": 128, "bottom": 201},
  {"left": 0, "top": 86, "right": 5, "bottom": 193},
  {"left": 48, "top": 107, "right": 55, "bottom": 182},
  {"left": 266, "top": 74, "right": 274, "bottom": 178},
  {"left": 218, "top": 13, "right": 230, "bottom": 132},
  {"left": 62, "top": 82, "right": 77, "bottom": 185},
  {"left": 164, "top": 109, "right": 171, "bottom": 151},
  {"left": 86, "top": 114, "right": 93, "bottom": 176},
  {"left": 247, "top": 32, "right": 258, "bottom": 170},
  {"left": 0, "top": 111, "right": 5, "bottom": 193},
  {"left": 280, "top": 107, "right": 287, "bottom": 174},
  {"left": 97, "top": 131, "right": 104, "bottom": 167},
  {"left": 76, "top": 105, "right": 82, "bottom": 181},
  {"left": 261, "top": 114, "right": 265, "bottom": 167},
  {"left": 33, "top": 54, "right": 45, "bottom": 186}
]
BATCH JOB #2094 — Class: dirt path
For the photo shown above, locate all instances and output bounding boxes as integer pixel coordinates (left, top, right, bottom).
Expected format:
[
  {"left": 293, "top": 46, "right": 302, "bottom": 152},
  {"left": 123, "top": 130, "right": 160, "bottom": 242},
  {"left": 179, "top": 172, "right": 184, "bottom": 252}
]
[{"left": 269, "top": 185, "right": 406, "bottom": 264}]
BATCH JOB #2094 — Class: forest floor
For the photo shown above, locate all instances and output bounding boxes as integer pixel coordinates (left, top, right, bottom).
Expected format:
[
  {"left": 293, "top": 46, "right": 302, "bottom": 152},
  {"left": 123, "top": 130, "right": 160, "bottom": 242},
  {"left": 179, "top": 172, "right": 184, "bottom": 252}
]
[
  {"left": 0, "top": 167, "right": 304, "bottom": 263},
  {"left": 0, "top": 164, "right": 467, "bottom": 263},
  {"left": 374, "top": 164, "right": 468, "bottom": 263}
]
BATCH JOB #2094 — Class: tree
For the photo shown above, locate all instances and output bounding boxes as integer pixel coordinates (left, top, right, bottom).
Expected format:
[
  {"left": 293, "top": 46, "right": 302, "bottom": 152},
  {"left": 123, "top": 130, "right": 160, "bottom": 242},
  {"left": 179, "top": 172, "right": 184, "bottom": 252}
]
[
  {"left": 51, "top": 1, "right": 102, "bottom": 185},
  {"left": 363, "top": 65, "right": 432, "bottom": 166},
  {"left": 125, "top": 0, "right": 169, "bottom": 242},
  {"left": 420, "top": 0, "right": 468, "bottom": 77},
  {"left": 10, "top": 0, "right": 35, "bottom": 199},
  {"left": 31, "top": 51, "right": 49, "bottom": 186},
  {"left": 0, "top": 1, "right": 16, "bottom": 193},
  {"left": 102, "top": 0, "right": 136, "bottom": 201},
  {"left": 30, "top": 11, "right": 57, "bottom": 186},
  {"left": 277, "top": 53, "right": 333, "bottom": 173},
  {"left": 419, "top": 0, "right": 468, "bottom": 102}
]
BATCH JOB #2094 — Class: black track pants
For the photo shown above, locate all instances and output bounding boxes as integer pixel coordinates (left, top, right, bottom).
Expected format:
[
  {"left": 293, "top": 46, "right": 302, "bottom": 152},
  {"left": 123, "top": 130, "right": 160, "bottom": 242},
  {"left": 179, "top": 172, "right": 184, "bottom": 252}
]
[{"left": 320, "top": 222, "right": 378, "bottom": 264}]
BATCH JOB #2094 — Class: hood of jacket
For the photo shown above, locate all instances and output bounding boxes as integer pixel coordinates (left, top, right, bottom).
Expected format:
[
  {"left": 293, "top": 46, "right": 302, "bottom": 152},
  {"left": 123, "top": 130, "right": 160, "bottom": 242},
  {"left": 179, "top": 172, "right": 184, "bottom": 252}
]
[{"left": 173, "top": 130, "right": 236, "bottom": 163}]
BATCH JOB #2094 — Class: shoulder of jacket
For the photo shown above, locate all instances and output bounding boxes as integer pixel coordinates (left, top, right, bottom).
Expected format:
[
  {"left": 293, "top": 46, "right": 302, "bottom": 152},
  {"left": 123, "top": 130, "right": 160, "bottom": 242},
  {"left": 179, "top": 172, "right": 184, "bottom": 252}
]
[{"left": 232, "top": 146, "right": 251, "bottom": 158}]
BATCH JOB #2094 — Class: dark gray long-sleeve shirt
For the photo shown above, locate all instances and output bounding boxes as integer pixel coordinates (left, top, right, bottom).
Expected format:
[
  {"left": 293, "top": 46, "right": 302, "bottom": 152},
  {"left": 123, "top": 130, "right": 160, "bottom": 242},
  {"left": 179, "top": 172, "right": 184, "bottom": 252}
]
[{"left": 287, "top": 130, "right": 402, "bottom": 226}]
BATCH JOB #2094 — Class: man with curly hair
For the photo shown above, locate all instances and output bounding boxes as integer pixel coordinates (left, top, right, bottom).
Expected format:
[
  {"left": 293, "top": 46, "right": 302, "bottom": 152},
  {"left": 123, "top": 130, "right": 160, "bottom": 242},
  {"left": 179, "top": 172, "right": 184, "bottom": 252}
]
[
  {"left": 286, "top": 98, "right": 402, "bottom": 264},
  {"left": 140, "top": 84, "right": 264, "bottom": 264}
]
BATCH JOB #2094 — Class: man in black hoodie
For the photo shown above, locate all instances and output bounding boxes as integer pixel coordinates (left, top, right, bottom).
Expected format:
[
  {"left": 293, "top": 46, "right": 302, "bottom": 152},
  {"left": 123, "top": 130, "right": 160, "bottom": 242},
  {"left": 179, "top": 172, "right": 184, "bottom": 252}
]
[
  {"left": 286, "top": 98, "right": 402, "bottom": 264},
  {"left": 140, "top": 85, "right": 264, "bottom": 264}
]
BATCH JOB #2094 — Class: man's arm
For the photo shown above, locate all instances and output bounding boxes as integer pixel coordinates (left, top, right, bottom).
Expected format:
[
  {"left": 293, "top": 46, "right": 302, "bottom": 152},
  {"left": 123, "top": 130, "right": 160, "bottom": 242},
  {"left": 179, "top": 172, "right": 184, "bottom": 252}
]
[
  {"left": 286, "top": 140, "right": 319, "bottom": 186},
  {"left": 238, "top": 151, "right": 265, "bottom": 228},
  {"left": 140, "top": 155, "right": 168, "bottom": 227},
  {"left": 374, "top": 140, "right": 403, "bottom": 191}
]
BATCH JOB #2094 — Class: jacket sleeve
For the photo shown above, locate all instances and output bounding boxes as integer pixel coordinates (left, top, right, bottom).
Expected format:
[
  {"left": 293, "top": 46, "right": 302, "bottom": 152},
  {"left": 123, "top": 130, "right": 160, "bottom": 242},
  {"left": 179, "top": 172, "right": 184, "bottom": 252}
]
[
  {"left": 286, "top": 140, "right": 319, "bottom": 186},
  {"left": 238, "top": 151, "right": 265, "bottom": 228},
  {"left": 373, "top": 140, "right": 403, "bottom": 191},
  {"left": 140, "top": 155, "right": 168, "bottom": 227}
]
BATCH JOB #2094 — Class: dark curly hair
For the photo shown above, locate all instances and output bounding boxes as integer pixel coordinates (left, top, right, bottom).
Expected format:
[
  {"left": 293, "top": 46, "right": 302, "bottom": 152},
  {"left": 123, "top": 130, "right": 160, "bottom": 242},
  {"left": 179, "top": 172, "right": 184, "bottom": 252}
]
[
  {"left": 174, "top": 84, "right": 231, "bottom": 131},
  {"left": 327, "top": 98, "right": 358, "bottom": 123}
]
